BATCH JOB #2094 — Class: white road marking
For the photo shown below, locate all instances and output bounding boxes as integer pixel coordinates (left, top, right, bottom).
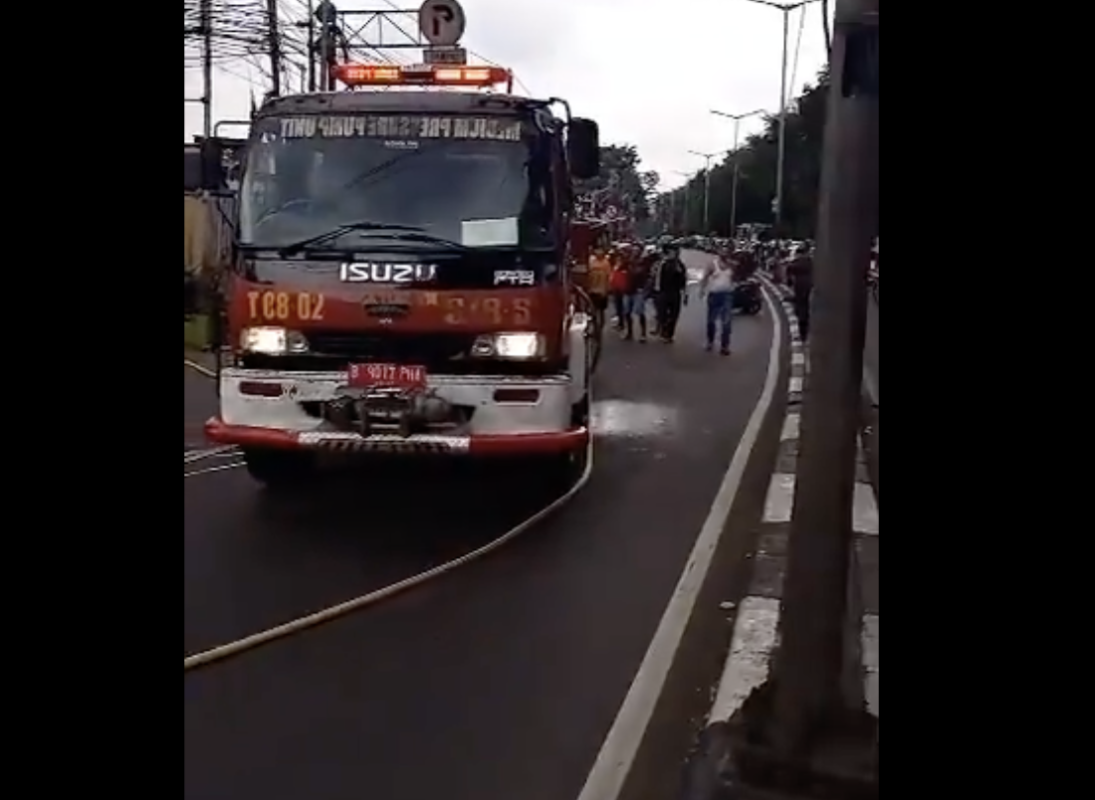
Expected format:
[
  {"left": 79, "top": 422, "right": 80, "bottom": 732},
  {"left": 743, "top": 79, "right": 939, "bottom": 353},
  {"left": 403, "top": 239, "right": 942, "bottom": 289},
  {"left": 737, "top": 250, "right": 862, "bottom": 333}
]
[
  {"left": 780, "top": 413, "right": 801, "bottom": 442},
  {"left": 185, "top": 358, "right": 216, "bottom": 378},
  {"left": 708, "top": 596, "right": 781, "bottom": 723},
  {"left": 788, "top": 376, "right": 803, "bottom": 394},
  {"left": 183, "top": 445, "right": 238, "bottom": 464},
  {"left": 852, "top": 483, "right": 879, "bottom": 535},
  {"left": 762, "top": 473, "right": 796, "bottom": 523},
  {"left": 576, "top": 283, "right": 784, "bottom": 800},
  {"left": 184, "top": 461, "right": 245, "bottom": 478}
]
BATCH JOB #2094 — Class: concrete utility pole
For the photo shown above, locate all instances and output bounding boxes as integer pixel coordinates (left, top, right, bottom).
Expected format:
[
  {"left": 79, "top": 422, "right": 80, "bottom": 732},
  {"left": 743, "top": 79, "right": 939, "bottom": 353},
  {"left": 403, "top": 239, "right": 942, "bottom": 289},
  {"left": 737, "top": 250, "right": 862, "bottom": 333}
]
[
  {"left": 687, "top": 150, "right": 728, "bottom": 234},
  {"left": 768, "top": 0, "right": 878, "bottom": 763},
  {"left": 741, "top": 0, "right": 821, "bottom": 234},
  {"left": 316, "top": 0, "right": 338, "bottom": 90},
  {"left": 265, "top": 0, "right": 283, "bottom": 96},
  {"left": 306, "top": 0, "right": 316, "bottom": 91},
  {"left": 710, "top": 108, "right": 766, "bottom": 237},
  {"left": 200, "top": 0, "right": 213, "bottom": 139}
]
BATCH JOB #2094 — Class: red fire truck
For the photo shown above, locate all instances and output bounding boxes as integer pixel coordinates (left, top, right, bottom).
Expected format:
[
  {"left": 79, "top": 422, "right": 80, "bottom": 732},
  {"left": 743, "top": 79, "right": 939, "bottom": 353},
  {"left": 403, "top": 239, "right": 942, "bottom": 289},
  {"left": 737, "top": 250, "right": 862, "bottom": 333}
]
[{"left": 197, "top": 62, "right": 601, "bottom": 487}]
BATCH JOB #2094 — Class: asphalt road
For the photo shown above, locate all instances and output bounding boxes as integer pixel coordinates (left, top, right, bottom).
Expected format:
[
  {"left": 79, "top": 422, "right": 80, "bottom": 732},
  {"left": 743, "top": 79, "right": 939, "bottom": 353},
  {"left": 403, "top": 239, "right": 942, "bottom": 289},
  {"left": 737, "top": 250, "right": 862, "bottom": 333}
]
[
  {"left": 185, "top": 362, "right": 218, "bottom": 449},
  {"left": 864, "top": 292, "right": 879, "bottom": 404},
  {"left": 184, "top": 267, "right": 774, "bottom": 800}
]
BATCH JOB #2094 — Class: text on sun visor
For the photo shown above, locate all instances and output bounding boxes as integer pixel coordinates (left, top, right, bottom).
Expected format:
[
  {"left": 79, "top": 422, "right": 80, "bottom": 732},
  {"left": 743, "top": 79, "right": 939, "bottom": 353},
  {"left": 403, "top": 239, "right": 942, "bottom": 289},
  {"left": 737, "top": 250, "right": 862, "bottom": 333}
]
[{"left": 277, "top": 116, "right": 523, "bottom": 141}]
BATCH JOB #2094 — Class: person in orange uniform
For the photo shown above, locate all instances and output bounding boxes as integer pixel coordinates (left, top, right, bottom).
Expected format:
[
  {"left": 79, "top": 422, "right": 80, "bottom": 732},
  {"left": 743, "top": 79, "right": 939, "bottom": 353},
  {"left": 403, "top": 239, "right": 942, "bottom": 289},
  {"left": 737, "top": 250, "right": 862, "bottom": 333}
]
[{"left": 587, "top": 246, "right": 613, "bottom": 331}]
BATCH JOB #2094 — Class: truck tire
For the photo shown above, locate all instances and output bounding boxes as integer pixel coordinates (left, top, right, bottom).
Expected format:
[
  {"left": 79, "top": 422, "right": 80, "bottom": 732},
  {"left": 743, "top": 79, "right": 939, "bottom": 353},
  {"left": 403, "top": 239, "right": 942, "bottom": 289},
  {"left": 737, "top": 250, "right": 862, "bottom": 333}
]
[
  {"left": 545, "top": 444, "right": 588, "bottom": 494},
  {"left": 545, "top": 395, "right": 591, "bottom": 493},
  {"left": 242, "top": 448, "right": 315, "bottom": 488}
]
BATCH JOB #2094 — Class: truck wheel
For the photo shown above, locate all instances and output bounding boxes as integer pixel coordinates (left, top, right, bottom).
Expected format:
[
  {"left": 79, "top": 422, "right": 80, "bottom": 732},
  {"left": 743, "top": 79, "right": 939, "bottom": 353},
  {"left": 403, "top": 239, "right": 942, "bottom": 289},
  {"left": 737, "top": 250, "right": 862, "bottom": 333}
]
[
  {"left": 545, "top": 445, "right": 589, "bottom": 494},
  {"left": 547, "top": 397, "right": 591, "bottom": 493},
  {"left": 242, "top": 448, "right": 315, "bottom": 488}
]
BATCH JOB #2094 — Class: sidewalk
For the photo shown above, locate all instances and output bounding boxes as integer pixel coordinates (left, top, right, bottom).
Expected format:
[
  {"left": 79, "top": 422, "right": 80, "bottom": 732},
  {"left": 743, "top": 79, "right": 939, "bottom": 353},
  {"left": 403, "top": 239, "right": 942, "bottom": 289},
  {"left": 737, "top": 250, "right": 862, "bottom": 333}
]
[{"left": 685, "top": 288, "right": 879, "bottom": 797}]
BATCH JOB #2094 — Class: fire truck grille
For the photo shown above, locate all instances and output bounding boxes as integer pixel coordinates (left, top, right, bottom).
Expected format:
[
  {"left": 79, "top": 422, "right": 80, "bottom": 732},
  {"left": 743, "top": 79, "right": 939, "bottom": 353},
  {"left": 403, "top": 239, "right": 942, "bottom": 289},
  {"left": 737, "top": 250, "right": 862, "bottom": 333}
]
[
  {"left": 305, "top": 331, "right": 478, "bottom": 371},
  {"left": 239, "top": 331, "right": 557, "bottom": 376}
]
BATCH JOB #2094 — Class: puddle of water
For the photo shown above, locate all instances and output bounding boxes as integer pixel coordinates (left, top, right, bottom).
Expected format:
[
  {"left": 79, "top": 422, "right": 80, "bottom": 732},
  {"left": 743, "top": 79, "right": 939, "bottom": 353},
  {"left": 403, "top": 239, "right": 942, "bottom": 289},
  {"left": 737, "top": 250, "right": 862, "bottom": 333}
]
[{"left": 591, "top": 399, "right": 680, "bottom": 438}]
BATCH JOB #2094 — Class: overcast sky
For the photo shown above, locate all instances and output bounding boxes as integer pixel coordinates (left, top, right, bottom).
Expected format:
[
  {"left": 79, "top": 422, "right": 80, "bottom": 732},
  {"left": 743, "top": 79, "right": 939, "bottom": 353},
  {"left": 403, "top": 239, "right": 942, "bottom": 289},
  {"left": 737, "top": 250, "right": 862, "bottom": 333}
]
[{"left": 184, "top": 0, "right": 832, "bottom": 191}]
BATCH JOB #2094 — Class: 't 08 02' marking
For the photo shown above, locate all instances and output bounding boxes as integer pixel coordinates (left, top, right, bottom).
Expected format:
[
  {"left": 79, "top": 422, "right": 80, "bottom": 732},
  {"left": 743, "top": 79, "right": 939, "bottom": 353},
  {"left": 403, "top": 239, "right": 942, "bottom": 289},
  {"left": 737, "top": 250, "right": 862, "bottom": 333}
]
[{"left": 247, "top": 291, "right": 326, "bottom": 322}]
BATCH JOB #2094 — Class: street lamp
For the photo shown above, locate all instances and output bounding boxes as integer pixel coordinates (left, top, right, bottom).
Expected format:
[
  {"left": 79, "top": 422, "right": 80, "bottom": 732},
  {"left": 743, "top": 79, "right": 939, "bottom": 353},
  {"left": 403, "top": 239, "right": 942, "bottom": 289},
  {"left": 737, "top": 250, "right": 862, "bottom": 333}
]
[
  {"left": 670, "top": 169, "right": 694, "bottom": 233},
  {"left": 686, "top": 150, "right": 729, "bottom": 234},
  {"left": 740, "top": 0, "right": 822, "bottom": 233},
  {"left": 711, "top": 108, "right": 766, "bottom": 238}
]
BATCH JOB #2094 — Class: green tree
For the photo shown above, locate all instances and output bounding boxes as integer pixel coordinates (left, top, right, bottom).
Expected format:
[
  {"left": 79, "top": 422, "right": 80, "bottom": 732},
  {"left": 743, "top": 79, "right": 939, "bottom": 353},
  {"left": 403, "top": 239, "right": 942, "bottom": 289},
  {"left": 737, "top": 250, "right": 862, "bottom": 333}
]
[
  {"left": 659, "top": 70, "right": 830, "bottom": 238},
  {"left": 577, "top": 144, "right": 659, "bottom": 221}
]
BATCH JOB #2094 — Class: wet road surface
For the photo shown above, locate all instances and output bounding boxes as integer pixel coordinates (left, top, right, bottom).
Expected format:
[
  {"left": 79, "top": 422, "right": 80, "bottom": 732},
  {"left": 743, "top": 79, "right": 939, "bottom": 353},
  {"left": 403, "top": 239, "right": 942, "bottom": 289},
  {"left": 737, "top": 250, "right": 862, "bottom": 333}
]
[
  {"left": 185, "top": 361, "right": 218, "bottom": 450},
  {"left": 184, "top": 273, "right": 775, "bottom": 800}
]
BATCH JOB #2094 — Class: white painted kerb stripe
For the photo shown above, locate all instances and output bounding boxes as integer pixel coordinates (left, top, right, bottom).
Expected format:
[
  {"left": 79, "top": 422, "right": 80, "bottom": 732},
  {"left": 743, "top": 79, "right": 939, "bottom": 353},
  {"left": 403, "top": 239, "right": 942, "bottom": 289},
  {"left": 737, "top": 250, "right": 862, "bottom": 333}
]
[
  {"left": 789, "top": 376, "right": 803, "bottom": 394},
  {"left": 852, "top": 483, "right": 879, "bottom": 535},
  {"left": 780, "top": 413, "right": 801, "bottom": 442},
  {"left": 576, "top": 285, "right": 784, "bottom": 800},
  {"left": 791, "top": 352, "right": 806, "bottom": 367},
  {"left": 709, "top": 596, "right": 781, "bottom": 723},
  {"left": 763, "top": 473, "right": 796, "bottom": 523}
]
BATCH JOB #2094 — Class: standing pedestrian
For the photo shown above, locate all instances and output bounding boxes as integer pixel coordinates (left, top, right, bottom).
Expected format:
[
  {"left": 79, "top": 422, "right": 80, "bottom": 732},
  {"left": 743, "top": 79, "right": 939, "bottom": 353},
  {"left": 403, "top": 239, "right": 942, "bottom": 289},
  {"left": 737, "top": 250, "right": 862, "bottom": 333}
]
[
  {"left": 652, "top": 244, "right": 688, "bottom": 343},
  {"left": 622, "top": 245, "right": 653, "bottom": 342},
  {"left": 608, "top": 249, "right": 630, "bottom": 331},
  {"left": 587, "top": 246, "right": 612, "bottom": 334},
  {"left": 700, "top": 246, "right": 736, "bottom": 355},
  {"left": 787, "top": 244, "right": 814, "bottom": 341}
]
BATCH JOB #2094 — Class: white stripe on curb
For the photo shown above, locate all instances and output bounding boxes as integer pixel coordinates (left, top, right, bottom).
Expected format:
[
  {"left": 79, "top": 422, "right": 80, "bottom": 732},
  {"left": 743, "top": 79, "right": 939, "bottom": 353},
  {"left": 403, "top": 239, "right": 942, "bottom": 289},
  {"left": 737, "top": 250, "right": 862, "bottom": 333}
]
[
  {"left": 708, "top": 287, "right": 878, "bottom": 727},
  {"left": 762, "top": 473, "right": 797, "bottom": 523},
  {"left": 708, "top": 596, "right": 781, "bottom": 723},
  {"left": 780, "top": 412, "right": 800, "bottom": 442}
]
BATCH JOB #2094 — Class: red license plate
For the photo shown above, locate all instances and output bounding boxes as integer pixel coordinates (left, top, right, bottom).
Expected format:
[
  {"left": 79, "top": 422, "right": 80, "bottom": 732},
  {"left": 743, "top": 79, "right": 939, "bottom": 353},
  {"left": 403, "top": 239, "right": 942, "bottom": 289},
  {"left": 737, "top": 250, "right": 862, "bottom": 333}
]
[{"left": 347, "top": 363, "right": 428, "bottom": 390}]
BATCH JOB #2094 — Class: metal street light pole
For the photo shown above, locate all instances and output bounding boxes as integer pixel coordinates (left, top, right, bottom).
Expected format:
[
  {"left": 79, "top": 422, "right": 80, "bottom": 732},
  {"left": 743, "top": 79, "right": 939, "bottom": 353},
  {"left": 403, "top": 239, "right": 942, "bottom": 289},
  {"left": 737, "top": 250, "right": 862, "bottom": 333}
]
[
  {"left": 671, "top": 169, "right": 694, "bottom": 233},
  {"left": 741, "top": 0, "right": 821, "bottom": 234},
  {"left": 687, "top": 150, "right": 729, "bottom": 234},
  {"left": 710, "top": 108, "right": 766, "bottom": 237}
]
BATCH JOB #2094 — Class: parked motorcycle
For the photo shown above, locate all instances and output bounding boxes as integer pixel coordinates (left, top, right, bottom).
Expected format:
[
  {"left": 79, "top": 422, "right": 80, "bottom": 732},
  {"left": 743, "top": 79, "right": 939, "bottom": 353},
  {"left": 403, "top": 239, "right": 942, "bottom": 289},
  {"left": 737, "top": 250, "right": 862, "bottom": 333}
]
[{"left": 733, "top": 278, "right": 762, "bottom": 315}]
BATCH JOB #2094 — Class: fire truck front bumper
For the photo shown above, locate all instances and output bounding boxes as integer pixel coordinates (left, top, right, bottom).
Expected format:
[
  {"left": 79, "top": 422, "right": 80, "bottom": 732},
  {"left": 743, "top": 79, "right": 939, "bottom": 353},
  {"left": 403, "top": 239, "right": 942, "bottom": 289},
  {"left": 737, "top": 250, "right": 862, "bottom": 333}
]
[{"left": 204, "top": 368, "right": 588, "bottom": 457}]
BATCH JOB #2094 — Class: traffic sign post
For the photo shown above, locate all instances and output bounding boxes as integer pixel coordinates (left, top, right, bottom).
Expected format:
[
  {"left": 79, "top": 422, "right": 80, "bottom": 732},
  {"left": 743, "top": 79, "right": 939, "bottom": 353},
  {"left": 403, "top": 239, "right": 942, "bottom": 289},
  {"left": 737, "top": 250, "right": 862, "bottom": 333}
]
[{"left": 418, "top": 0, "right": 467, "bottom": 47}]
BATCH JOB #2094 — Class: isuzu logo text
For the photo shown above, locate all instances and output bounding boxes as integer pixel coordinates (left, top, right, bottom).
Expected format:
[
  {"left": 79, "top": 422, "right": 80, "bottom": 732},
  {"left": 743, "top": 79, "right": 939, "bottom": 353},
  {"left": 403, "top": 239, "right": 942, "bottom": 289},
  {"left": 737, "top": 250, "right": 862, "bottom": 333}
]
[{"left": 340, "top": 263, "right": 438, "bottom": 283}]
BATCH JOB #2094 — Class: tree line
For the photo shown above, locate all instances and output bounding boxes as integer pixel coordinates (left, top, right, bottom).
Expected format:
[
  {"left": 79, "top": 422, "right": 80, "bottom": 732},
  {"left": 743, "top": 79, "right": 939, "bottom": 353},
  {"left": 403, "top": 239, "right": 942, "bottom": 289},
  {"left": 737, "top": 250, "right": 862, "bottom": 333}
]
[
  {"left": 576, "top": 144, "right": 660, "bottom": 224},
  {"left": 656, "top": 69, "right": 829, "bottom": 239}
]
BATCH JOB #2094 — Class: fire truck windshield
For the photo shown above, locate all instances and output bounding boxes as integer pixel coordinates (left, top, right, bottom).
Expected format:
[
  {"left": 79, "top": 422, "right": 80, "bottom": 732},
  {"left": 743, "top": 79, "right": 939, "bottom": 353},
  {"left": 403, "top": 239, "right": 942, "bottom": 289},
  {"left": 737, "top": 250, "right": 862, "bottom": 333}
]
[{"left": 238, "top": 113, "right": 552, "bottom": 252}]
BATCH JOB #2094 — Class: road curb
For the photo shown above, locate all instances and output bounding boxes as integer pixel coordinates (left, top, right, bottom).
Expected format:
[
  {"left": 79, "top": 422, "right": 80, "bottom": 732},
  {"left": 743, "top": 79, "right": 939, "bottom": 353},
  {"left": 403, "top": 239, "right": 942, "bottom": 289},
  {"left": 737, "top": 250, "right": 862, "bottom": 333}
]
[{"left": 682, "top": 278, "right": 879, "bottom": 799}]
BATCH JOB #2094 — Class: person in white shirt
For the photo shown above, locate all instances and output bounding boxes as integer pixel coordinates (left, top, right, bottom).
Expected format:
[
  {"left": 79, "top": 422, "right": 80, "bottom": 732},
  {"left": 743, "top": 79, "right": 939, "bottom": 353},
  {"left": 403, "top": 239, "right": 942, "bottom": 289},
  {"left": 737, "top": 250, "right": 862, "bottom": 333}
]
[{"left": 700, "top": 248, "right": 736, "bottom": 355}]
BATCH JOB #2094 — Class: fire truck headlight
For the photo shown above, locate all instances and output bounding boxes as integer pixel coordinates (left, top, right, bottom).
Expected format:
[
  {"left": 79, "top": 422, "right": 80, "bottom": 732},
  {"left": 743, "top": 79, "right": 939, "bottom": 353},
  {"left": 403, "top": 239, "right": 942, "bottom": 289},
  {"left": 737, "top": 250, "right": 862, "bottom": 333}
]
[
  {"left": 472, "top": 332, "right": 544, "bottom": 360},
  {"left": 239, "top": 326, "right": 309, "bottom": 355}
]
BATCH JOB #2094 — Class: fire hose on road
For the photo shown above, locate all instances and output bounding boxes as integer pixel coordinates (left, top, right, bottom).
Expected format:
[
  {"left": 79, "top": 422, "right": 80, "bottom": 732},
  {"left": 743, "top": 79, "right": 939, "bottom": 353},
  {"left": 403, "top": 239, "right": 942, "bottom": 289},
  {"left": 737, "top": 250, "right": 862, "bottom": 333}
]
[{"left": 183, "top": 438, "right": 594, "bottom": 672}]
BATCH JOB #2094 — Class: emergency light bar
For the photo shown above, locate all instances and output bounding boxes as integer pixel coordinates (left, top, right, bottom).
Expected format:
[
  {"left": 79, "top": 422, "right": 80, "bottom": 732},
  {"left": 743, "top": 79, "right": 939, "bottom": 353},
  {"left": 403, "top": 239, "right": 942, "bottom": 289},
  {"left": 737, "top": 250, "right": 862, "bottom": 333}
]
[{"left": 333, "top": 64, "right": 511, "bottom": 88}]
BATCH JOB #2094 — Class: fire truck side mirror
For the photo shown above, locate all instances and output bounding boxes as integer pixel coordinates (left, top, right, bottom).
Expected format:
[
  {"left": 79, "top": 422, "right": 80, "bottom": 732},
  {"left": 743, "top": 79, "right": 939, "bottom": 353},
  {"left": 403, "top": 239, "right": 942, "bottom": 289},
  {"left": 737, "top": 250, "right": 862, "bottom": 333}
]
[
  {"left": 567, "top": 118, "right": 600, "bottom": 180},
  {"left": 199, "top": 138, "right": 227, "bottom": 191}
]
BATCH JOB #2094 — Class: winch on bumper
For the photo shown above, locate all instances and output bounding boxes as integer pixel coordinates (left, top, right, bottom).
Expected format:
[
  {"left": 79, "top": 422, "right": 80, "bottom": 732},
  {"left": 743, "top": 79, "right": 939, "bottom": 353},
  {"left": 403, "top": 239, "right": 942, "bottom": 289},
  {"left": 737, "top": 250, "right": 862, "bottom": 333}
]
[{"left": 204, "top": 368, "right": 588, "bottom": 456}]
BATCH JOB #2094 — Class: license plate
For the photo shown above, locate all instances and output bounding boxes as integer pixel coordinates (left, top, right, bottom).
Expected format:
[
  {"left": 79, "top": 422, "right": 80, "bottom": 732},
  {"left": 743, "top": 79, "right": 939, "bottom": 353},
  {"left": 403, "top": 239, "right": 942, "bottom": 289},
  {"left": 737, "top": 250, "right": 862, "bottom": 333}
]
[{"left": 347, "top": 363, "right": 427, "bottom": 390}]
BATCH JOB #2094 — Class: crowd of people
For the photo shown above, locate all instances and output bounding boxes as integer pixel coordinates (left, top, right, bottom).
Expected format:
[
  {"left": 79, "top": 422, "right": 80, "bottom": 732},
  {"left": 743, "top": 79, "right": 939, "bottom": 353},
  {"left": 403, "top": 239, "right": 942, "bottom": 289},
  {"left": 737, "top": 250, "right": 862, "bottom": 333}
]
[{"left": 583, "top": 240, "right": 772, "bottom": 355}]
